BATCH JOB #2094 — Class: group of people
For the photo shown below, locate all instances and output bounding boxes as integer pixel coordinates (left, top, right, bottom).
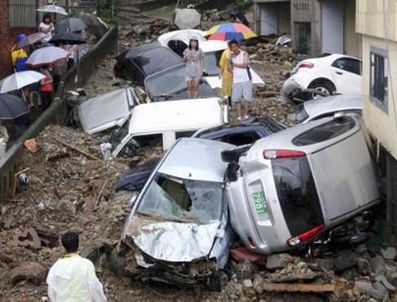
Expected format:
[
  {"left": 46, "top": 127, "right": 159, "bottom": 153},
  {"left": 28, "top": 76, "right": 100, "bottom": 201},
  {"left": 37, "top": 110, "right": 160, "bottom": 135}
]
[{"left": 183, "top": 38, "right": 252, "bottom": 121}]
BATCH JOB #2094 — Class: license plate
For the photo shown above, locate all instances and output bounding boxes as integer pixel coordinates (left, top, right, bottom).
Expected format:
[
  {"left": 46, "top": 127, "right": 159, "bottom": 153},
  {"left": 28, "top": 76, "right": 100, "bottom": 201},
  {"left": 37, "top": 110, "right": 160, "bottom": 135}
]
[{"left": 252, "top": 191, "right": 267, "bottom": 215}]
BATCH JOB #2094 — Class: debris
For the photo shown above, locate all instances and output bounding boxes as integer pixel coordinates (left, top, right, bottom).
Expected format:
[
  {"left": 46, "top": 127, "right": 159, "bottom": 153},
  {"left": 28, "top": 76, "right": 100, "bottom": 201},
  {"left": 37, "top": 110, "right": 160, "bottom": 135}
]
[
  {"left": 52, "top": 137, "right": 100, "bottom": 161},
  {"left": 14, "top": 227, "right": 41, "bottom": 249},
  {"left": 10, "top": 262, "right": 47, "bottom": 285},
  {"left": 333, "top": 250, "right": 358, "bottom": 272},
  {"left": 266, "top": 253, "right": 293, "bottom": 270},
  {"left": 381, "top": 247, "right": 397, "bottom": 260},
  {"left": 375, "top": 274, "right": 397, "bottom": 291},
  {"left": 371, "top": 256, "right": 387, "bottom": 276},
  {"left": 24, "top": 138, "right": 40, "bottom": 153},
  {"left": 355, "top": 280, "right": 388, "bottom": 300},
  {"left": 260, "top": 282, "right": 336, "bottom": 293},
  {"left": 230, "top": 247, "right": 267, "bottom": 265}
]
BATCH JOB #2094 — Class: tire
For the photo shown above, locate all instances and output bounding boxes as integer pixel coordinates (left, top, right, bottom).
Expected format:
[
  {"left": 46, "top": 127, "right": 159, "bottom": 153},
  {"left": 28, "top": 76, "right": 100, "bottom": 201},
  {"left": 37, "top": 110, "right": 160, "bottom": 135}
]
[{"left": 308, "top": 81, "right": 335, "bottom": 99}]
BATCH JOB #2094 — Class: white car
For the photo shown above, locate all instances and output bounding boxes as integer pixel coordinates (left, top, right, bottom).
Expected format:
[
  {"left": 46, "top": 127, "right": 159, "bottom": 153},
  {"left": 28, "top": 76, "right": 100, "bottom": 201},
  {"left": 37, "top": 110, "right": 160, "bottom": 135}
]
[
  {"left": 282, "top": 54, "right": 362, "bottom": 101},
  {"left": 288, "top": 94, "right": 362, "bottom": 124},
  {"left": 158, "top": 30, "right": 265, "bottom": 90}
]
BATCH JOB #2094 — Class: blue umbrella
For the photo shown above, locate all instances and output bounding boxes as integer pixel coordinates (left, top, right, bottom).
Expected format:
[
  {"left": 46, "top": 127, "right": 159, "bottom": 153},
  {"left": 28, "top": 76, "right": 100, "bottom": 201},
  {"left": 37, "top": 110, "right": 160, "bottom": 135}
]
[{"left": 0, "top": 94, "right": 29, "bottom": 120}]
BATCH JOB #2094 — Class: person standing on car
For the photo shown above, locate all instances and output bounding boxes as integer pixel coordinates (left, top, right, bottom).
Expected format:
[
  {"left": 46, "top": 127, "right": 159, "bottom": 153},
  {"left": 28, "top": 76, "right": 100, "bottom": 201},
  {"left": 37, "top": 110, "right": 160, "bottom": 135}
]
[
  {"left": 219, "top": 42, "right": 233, "bottom": 105},
  {"left": 183, "top": 38, "right": 204, "bottom": 99},
  {"left": 47, "top": 231, "right": 107, "bottom": 302},
  {"left": 228, "top": 40, "right": 252, "bottom": 121}
]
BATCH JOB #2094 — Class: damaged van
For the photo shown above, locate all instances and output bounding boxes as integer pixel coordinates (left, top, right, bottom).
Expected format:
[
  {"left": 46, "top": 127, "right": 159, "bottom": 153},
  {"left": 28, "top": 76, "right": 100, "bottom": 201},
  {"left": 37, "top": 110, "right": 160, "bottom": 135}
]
[{"left": 110, "top": 138, "right": 234, "bottom": 289}]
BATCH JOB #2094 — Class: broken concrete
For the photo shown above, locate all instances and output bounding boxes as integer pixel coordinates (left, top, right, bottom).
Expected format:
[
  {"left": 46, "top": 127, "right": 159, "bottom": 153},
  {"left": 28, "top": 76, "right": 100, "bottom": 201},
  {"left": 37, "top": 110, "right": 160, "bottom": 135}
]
[
  {"left": 10, "top": 262, "right": 47, "bottom": 285},
  {"left": 381, "top": 247, "right": 397, "bottom": 260},
  {"left": 266, "top": 253, "right": 293, "bottom": 270}
]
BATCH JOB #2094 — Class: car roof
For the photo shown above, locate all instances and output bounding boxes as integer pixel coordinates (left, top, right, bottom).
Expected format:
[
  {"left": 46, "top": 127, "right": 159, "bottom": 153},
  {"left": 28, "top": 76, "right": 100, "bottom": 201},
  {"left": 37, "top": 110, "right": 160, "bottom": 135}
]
[
  {"left": 117, "top": 42, "right": 182, "bottom": 76},
  {"left": 195, "top": 117, "right": 285, "bottom": 138},
  {"left": 158, "top": 138, "right": 234, "bottom": 182},
  {"left": 128, "top": 97, "right": 223, "bottom": 135},
  {"left": 303, "top": 94, "right": 363, "bottom": 118}
]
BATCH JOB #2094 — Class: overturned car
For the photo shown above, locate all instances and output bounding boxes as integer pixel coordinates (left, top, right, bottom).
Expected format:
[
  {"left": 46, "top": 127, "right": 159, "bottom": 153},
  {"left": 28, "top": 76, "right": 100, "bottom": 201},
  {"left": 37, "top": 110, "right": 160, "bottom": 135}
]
[{"left": 110, "top": 138, "right": 234, "bottom": 288}]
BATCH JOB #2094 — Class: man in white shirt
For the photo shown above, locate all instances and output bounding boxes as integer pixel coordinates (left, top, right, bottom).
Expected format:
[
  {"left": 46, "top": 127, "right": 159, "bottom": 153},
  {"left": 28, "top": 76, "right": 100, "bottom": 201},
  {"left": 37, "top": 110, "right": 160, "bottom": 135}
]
[
  {"left": 227, "top": 39, "right": 253, "bottom": 121},
  {"left": 47, "top": 231, "right": 107, "bottom": 302}
]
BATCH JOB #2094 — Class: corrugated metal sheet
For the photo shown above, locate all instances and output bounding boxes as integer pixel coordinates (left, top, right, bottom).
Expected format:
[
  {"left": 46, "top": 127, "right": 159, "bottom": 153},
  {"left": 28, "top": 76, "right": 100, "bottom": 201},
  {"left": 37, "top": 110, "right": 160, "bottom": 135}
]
[{"left": 9, "top": 0, "right": 37, "bottom": 28}]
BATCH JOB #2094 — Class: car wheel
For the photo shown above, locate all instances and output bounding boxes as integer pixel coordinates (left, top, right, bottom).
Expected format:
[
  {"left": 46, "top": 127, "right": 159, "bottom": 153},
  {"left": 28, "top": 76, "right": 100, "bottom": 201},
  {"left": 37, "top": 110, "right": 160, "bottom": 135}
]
[{"left": 308, "top": 81, "right": 335, "bottom": 99}]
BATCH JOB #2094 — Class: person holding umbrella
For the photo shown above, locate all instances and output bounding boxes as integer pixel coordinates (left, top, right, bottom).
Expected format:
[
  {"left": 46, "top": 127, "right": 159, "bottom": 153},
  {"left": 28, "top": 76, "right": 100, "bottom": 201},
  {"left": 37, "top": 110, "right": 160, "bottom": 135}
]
[
  {"left": 10, "top": 34, "right": 28, "bottom": 72},
  {"left": 39, "top": 13, "right": 55, "bottom": 45},
  {"left": 39, "top": 65, "right": 54, "bottom": 110},
  {"left": 183, "top": 38, "right": 204, "bottom": 99}
]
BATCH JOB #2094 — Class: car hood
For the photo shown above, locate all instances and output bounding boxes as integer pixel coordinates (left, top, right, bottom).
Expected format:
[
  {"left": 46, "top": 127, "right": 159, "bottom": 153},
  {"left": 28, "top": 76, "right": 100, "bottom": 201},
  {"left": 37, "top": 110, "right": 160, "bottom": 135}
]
[{"left": 125, "top": 215, "right": 220, "bottom": 262}]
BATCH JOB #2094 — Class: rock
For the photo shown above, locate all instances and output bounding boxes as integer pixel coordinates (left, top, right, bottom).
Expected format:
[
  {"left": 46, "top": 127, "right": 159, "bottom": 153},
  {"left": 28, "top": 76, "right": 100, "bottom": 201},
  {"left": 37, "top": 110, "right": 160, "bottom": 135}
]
[
  {"left": 253, "top": 276, "right": 264, "bottom": 295},
  {"left": 242, "top": 279, "right": 253, "bottom": 289},
  {"left": 266, "top": 253, "right": 293, "bottom": 270},
  {"left": 381, "top": 247, "right": 397, "bottom": 260},
  {"left": 355, "top": 280, "right": 389, "bottom": 300},
  {"left": 375, "top": 274, "right": 397, "bottom": 291},
  {"left": 10, "top": 262, "right": 47, "bottom": 285},
  {"left": 315, "top": 258, "right": 334, "bottom": 271},
  {"left": 357, "top": 257, "right": 371, "bottom": 275},
  {"left": 333, "top": 250, "right": 358, "bottom": 272},
  {"left": 356, "top": 244, "right": 368, "bottom": 254},
  {"left": 372, "top": 282, "right": 389, "bottom": 300},
  {"left": 371, "top": 256, "right": 386, "bottom": 275},
  {"left": 235, "top": 261, "right": 259, "bottom": 280}
]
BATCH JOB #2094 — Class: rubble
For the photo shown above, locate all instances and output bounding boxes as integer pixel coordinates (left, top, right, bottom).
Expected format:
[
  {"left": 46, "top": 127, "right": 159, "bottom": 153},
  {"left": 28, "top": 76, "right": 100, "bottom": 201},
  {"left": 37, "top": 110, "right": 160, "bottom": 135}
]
[
  {"left": 381, "top": 247, "right": 397, "bottom": 260},
  {"left": 10, "top": 262, "right": 47, "bottom": 285},
  {"left": 266, "top": 253, "right": 293, "bottom": 270}
]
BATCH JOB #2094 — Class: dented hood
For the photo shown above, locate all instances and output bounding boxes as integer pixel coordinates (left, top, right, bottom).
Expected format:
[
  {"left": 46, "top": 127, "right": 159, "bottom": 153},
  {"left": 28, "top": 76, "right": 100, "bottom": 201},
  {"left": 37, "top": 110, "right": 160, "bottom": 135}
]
[{"left": 133, "top": 221, "right": 220, "bottom": 262}]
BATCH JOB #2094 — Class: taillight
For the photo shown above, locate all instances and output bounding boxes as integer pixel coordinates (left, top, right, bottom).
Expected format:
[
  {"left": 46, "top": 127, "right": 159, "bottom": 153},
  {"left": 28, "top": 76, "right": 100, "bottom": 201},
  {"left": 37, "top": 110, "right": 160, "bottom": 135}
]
[
  {"left": 297, "top": 62, "right": 314, "bottom": 69},
  {"left": 287, "top": 224, "right": 325, "bottom": 246},
  {"left": 263, "top": 149, "right": 306, "bottom": 159}
]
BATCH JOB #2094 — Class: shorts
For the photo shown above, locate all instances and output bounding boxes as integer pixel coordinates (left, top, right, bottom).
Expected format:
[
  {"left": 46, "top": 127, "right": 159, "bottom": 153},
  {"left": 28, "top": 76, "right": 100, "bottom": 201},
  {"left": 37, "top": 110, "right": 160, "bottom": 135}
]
[
  {"left": 232, "top": 81, "right": 252, "bottom": 103},
  {"left": 186, "top": 76, "right": 201, "bottom": 82}
]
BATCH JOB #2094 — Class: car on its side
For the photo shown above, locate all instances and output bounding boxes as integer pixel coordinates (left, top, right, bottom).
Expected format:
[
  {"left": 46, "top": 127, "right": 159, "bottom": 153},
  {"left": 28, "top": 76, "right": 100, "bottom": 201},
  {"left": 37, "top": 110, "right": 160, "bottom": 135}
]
[
  {"left": 114, "top": 42, "right": 182, "bottom": 87},
  {"left": 115, "top": 117, "right": 286, "bottom": 192},
  {"left": 223, "top": 115, "right": 380, "bottom": 255},
  {"left": 282, "top": 54, "right": 362, "bottom": 101},
  {"left": 110, "top": 138, "right": 234, "bottom": 289},
  {"left": 288, "top": 94, "right": 362, "bottom": 124}
]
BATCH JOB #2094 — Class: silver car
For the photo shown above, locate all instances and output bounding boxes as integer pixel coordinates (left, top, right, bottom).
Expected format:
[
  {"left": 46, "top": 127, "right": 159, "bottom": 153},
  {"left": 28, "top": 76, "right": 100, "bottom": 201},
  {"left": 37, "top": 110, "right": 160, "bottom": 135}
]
[
  {"left": 111, "top": 138, "right": 234, "bottom": 288},
  {"left": 288, "top": 94, "right": 362, "bottom": 124},
  {"left": 223, "top": 115, "right": 380, "bottom": 255}
]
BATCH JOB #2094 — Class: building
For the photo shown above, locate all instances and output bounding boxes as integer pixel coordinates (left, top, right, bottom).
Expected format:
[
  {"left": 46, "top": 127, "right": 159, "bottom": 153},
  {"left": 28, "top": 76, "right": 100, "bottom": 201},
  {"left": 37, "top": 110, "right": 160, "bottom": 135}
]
[
  {"left": 356, "top": 0, "right": 397, "bottom": 233},
  {"left": 253, "top": 0, "right": 361, "bottom": 57}
]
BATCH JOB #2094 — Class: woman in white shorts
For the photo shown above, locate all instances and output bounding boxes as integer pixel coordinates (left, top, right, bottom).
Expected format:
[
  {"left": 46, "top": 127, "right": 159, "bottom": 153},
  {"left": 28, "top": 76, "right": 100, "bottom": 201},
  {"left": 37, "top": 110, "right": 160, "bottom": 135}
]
[{"left": 183, "top": 39, "right": 204, "bottom": 99}]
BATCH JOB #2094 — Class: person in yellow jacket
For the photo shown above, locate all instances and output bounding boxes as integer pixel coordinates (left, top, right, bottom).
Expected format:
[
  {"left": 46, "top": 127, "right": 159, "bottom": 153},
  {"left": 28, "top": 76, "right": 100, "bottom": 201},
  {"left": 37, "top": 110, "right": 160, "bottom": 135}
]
[
  {"left": 11, "top": 34, "right": 28, "bottom": 72},
  {"left": 219, "top": 43, "right": 233, "bottom": 104}
]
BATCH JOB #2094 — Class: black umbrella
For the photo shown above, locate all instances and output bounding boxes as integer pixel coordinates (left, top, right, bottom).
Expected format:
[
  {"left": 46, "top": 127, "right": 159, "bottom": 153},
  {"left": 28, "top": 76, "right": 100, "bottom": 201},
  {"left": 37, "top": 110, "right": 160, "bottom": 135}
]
[
  {"left": 49, "top": 32, "right": 86, "bottom": 45},
  {"left": 0, "top": 94, "right": 29, "bottom": 120}
]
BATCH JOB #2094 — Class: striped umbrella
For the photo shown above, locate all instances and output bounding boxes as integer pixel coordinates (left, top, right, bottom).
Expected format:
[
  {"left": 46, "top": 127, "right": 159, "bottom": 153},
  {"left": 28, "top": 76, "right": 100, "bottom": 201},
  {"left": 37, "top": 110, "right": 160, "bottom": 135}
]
[{"left": 206, "top": 23, "right": 257, "bottom": 41}]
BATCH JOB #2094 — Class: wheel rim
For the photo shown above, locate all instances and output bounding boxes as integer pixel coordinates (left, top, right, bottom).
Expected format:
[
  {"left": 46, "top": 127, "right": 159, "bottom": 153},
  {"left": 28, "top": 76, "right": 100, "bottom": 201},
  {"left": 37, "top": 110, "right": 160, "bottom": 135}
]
[{"left": 312, "top": 87, "right": 330, "bottom": 99}]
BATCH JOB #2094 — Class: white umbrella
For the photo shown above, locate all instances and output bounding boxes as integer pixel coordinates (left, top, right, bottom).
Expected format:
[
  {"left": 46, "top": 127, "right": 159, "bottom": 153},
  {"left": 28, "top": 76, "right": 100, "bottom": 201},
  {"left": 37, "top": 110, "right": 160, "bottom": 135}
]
[
  {"left": 0, "top": 71, "right": 45, "bottom": 93},
  {"left": 26, "top": 46, "right": 69, "bottom": 67},
  {"left": 37, "top": 4, "right": 68, "bottom": 16}
]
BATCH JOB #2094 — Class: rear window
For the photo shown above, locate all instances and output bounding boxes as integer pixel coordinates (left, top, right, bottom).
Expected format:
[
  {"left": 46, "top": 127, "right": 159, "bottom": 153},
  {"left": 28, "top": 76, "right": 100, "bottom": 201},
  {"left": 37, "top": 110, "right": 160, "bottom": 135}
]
[
  {"left": 292, "top": 116, "right": 356, "bottom": 146},
  {"left": 272, "top": 157, "right": 324, "bottom": 237}
]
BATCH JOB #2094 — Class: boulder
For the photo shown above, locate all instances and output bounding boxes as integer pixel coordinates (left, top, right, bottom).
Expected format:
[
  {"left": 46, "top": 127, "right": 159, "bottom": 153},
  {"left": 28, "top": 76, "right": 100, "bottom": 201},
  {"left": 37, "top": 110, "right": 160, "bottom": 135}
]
[
  {"left": 266, "top": 253, "right": 293, "bottom": 270},
  {"left": 10, "top": 262, "right": 47, "bottom": 285}
]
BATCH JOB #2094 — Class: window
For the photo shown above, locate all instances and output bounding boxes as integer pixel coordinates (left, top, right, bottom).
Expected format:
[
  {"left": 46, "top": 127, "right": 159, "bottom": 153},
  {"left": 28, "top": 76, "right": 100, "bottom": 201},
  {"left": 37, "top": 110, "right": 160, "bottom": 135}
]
[
  {"left": 332, "top": 58, "right": 362, "bottom": 75},
  {"left": 292, "top": 116, "right": 356, "bottom": 146},
  {"left": 370, "top": 47, "right": 388, "bottom": 111},
  {"left": 295, "top": 22, "right": 311, "bottom": 55},
  {"left": 9, "top": 0, "right": 36, "bottom": 28}
]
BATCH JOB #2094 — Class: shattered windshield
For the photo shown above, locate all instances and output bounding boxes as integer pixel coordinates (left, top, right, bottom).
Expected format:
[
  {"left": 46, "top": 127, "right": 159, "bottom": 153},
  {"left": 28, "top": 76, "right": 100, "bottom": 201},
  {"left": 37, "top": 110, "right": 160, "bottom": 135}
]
[
  {"left": 145, "top": 65, "right": 186, "bottom": 97},
  {"left": 137, "top": 174, "right": 223, "bottom": 224}
]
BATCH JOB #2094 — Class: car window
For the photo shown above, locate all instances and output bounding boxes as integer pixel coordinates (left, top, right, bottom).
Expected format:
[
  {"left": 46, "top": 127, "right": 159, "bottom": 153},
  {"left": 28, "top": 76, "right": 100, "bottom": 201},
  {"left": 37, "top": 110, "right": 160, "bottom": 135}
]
[
  {"left": 331, "top": 58, "right": 362, "bottom": 75},
  {"left": 217, "top": 131, "right": 261, "bottom": 145},
  {"left": 204, "top": 51, "right": 223, "bottom": 76},
  {"left": 292, "top": 116, "right": 356, "bottom": 146}
]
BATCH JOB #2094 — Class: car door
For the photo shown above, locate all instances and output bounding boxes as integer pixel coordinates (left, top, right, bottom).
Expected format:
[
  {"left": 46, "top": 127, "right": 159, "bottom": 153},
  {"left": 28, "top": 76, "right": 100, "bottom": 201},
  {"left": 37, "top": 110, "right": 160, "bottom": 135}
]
[{"left": 330, "top": 57, "right": 362, "bottom": 95}]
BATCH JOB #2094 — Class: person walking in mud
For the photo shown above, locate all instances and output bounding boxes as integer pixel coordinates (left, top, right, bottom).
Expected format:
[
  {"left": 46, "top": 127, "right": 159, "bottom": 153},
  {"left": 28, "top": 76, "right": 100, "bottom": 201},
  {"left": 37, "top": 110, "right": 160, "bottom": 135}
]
[{"left": 183, "top": 38, "right": 204, "bottom": 99}]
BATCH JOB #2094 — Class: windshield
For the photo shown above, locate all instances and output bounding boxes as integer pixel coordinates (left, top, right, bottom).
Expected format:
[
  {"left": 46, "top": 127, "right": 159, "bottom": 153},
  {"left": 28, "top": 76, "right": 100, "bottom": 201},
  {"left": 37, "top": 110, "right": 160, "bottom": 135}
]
[
  {"left": 138, "top": 174, "right": 223, "bottom": 224},
  {"left": 204, "top": 51, "right": 222, "bottom": 76},
  {"left": 145, "top": 65, "right": 187, "bottom": 97}
]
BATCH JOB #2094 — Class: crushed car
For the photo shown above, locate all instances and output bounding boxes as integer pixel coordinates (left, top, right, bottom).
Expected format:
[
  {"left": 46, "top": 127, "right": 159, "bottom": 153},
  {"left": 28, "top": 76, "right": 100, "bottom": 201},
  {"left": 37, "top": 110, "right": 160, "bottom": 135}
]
[
  {"left": 288, "top": 94, "right": 362, "bottom": 124},
  {"left": 115, "top": 117, "right": 286, "bottom": 192},
  {"left": 114, "top": 42, "right": 182, "bottom": 87},
  {"left": 109, "top": 97, "right": 227, "bottom": 159},
  {"left": 222, "top": 115, "right": 380, "bottom": 255},
  {"left": 282, "top": 53, "right": 362, "bottom": 101},
  {"left": 110, "top": 138, "right": 234, "bottom": 289}
]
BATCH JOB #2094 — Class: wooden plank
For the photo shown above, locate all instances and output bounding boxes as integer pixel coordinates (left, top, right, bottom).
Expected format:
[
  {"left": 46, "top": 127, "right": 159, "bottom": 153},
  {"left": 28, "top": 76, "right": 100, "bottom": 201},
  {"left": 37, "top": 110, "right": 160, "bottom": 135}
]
[
  {"left": 52, "top": 138, "right": 100, "bottom": 161},
  {"left": 261, "top": 283, "right": 336, "bottom": 293}
]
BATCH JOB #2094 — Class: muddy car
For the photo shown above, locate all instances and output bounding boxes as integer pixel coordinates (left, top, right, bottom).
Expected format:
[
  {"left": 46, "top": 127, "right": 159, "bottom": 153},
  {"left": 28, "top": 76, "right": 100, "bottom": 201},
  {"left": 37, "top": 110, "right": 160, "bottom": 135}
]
[
  {"left": 223, "top": 115, "right": 380, "bottom": 255},
  {"left": 111, "top": 138, "right": 234, "bottom": 288}
]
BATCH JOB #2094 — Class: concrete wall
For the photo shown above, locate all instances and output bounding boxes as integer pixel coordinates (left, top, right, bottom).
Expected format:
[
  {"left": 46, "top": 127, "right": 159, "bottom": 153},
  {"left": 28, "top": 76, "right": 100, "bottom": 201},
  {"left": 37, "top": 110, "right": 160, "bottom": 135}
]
[
  {"left": 253, "top": 0, "right": 290, "bottom": 35},
  {"left": 344, "top": 0, "right": 361, "bottom": 57},
  {"left": 321, "top": 0, "right": 343, "bottom": 54}
]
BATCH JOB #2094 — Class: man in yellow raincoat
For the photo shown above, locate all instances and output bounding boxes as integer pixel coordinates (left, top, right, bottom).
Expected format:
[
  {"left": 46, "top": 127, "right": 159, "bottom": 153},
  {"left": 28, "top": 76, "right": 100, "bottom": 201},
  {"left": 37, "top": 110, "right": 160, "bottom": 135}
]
[{"left": 219, "top": 43, "right": 233, "bottom": 104}]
